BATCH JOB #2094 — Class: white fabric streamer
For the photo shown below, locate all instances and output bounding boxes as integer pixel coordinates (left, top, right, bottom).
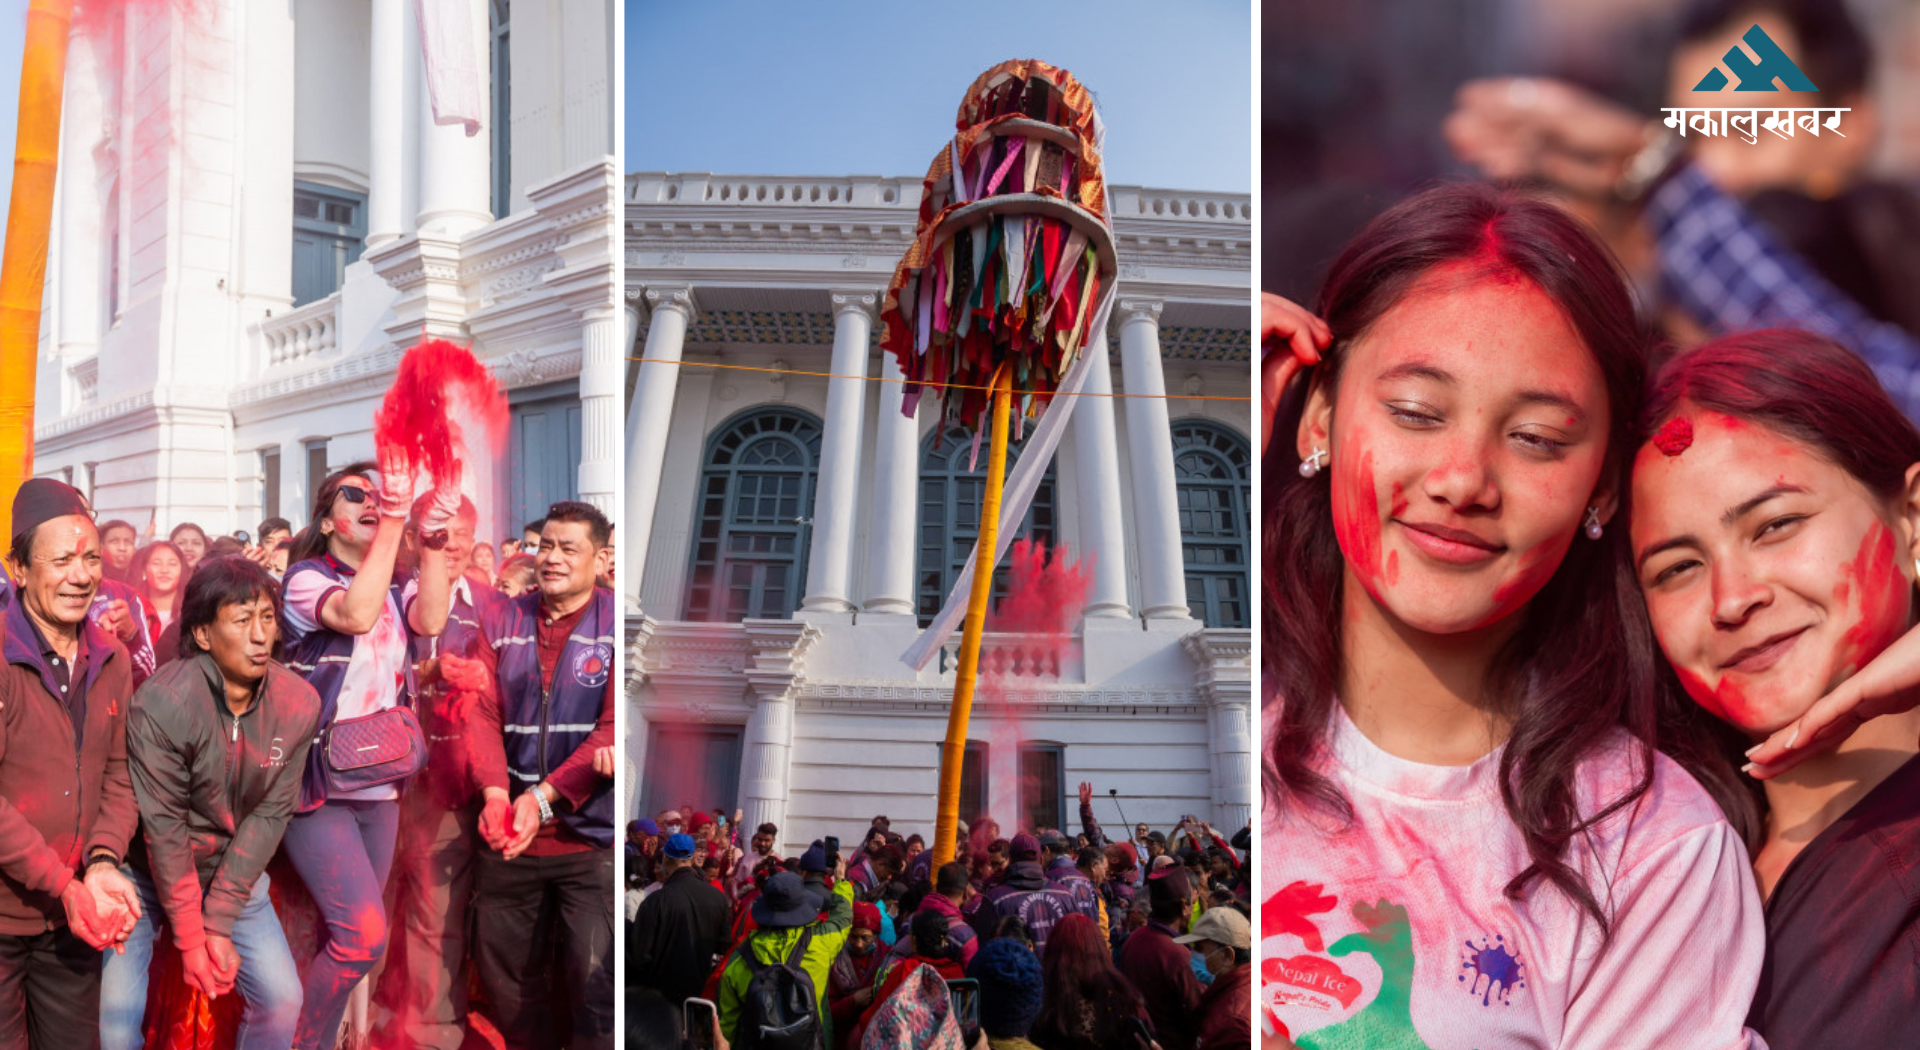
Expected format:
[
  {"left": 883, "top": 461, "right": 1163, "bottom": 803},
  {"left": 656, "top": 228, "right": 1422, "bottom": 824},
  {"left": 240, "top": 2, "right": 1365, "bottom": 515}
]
[
  {"left": 900, "top": 279, "right": 1118, "bottom": 672},
  {"left": 415, "top": 0, "right": 485, "bottom": 136}
]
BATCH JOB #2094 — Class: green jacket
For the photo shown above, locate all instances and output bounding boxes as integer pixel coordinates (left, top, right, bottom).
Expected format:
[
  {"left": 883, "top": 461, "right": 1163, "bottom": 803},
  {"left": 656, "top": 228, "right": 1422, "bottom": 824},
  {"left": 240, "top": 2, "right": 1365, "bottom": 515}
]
[{"left": 718, "top": 878, "right": 855, "bottom": 1045}]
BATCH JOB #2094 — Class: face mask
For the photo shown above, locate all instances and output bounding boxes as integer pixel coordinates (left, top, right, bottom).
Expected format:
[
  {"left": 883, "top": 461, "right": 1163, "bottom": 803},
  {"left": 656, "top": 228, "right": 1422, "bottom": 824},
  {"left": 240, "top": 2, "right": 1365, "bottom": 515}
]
[
  {"left": 851, "top": 938, "right": 876, "bottom": 956},
  {"left": 665, "top": 823, "right": 682, "bottom": 835},
  {"left": 1190, "top": 944, "right": 1229, "bottom": 976}
]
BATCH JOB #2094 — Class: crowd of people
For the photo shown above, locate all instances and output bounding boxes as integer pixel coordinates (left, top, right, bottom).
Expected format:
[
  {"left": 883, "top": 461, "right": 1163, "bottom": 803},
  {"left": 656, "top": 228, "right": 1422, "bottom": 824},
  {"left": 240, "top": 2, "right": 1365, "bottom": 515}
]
[
  {"left": 0, "top": 460, "right": 617, "bottom": 1050},
  {"left": 628, "top": 785, "right": 1251, "bottom": 1050}
]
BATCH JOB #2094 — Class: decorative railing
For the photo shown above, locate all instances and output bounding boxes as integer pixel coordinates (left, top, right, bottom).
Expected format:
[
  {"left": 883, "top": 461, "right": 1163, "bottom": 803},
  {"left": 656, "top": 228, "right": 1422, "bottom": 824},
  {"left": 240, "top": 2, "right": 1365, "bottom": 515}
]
[
  {"left": 939, "top": 631, "right": 1082, "bottom": 681},
  {"left": 251, "top": 293, "right": 340, "bottom": 370},
  {"left": 1110, "top": 187, "right": 1251, "bottom": 222},
  {"left": 629, "top": 172, "right": 920, "bottom": 209}
]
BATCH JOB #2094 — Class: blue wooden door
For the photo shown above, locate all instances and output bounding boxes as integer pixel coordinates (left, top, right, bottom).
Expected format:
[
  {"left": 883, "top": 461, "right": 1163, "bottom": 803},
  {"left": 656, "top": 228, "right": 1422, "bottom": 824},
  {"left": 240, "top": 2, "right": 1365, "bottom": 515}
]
[
  {"left": 290, "top": 182, "right": 366, "bottom": 307},
  {"left": 510, "top": 392, "right": 582, "bottom": 531},
  {"left": 641, "top": 722, "right": 744, "bottom": 822}
]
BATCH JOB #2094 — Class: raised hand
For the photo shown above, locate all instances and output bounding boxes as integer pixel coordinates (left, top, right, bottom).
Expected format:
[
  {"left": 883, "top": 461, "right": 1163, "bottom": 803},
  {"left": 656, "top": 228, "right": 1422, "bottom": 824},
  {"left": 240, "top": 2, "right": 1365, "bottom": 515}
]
[
  {"left": 1261, "top": 292, "right": 1331, "bottom": 460},
  {"left": 1077, "top": 781, "right": 1093, "bottom": 807},
  {"left": 376, "top": 447, "right": 415, "bottom": 519},
  {"left": 420, "top": 481, "right": 463, "bottom": 534}
]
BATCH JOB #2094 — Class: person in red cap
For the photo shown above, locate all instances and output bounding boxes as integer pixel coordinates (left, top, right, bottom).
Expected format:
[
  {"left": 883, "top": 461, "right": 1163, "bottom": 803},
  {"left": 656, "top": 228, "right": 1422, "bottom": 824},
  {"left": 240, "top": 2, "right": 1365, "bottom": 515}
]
[
  {"left": 0, "top": 478, "right": 143, "bottom": 1049},
  {"left": 826, "top": 901, "right": 886, "bottom": 1048}
]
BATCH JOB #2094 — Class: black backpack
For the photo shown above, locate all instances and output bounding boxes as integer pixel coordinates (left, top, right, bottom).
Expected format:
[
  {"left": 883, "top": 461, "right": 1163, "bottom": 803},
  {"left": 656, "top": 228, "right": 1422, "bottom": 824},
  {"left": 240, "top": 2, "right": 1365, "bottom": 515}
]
[{"left": 735, "top": 928, "right": 822, "bottom": 1050}]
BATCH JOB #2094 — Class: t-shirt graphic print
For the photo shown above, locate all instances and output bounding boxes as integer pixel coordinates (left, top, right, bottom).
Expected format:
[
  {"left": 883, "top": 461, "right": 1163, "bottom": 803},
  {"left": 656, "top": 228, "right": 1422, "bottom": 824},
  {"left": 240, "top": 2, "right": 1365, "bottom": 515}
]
[{"left": 1261, "top": 703, "right": 1771, "bottom": 1050}]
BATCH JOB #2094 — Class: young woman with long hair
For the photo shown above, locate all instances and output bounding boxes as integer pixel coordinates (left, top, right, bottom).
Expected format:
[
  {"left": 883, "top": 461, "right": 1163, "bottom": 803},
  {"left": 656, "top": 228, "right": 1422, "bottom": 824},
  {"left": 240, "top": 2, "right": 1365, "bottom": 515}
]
[
  {"left": 1627, "top": 330, "right": 1920, "bottom": 1048},
  {"left": 1030, "top": 912, "right": 1152, "bottom": 1050},
  {"left": 169, "top": 522, "right": 209, "bottom": 573},
  {"left": 134, "top": 541, "right": 187, "bottom": 642},
  {"left": 277, "top": 454, "right": 456, "bottom": 1049},
  {"left": 1260, "top": 182, "right": 1764, "bottom": 1048}
]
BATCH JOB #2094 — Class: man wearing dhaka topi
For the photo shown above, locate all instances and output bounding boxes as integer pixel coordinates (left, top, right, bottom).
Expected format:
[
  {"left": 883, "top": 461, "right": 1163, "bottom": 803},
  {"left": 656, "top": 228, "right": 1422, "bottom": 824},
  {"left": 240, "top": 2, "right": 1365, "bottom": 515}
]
[{"left": 0, "top": 479, "right": 143, "bottom": 1049}]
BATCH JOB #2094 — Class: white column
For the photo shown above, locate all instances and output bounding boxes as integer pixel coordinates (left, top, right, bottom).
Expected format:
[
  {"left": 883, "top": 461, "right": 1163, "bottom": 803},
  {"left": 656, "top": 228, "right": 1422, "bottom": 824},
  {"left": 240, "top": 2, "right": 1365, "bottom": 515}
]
[
  {"left": 414, "top": 0, "right": 491, "bottom": 236},
  {"left": 627, "top": 286, "right": 695, "bottom": 608},
  {"left": 575, "top": 305, "right": 621, "bottom": 512},
  {"left": 739, "top": 693, "right": 795, "bottom": 843},
  {"left": 1212, "top": 695, "right": 1254, "bottom": 831},
  {"left": 862, "top": 348, "right": 919, "bottom": 616},
  {"left": 54, "top": 33, "right": 101, "bottom": 369},
  {"left": 1118, "top": 299, "right": 1193, "bottom": 620},
  {"left": 800, "top": 290, "right": 877, "bottom": 615},
  {"left": 1071, "top": 335, "right": 1132, "bottom": 618},
  {"left": 365, "top": 0, "right": 406, "bottom": 248},
  {"left": 235, "top": 0, "right": 294, "bottom": 315}
]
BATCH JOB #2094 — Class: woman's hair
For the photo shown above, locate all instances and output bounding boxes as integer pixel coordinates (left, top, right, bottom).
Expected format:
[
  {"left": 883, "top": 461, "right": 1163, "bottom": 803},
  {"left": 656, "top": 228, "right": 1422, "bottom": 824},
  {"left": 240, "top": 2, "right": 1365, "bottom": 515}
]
[
  {"left": 176, "top": 556, "right": 282, "bottom": 660},
  {"left": 287, "top": 462, "right": 378, "bottom": 566},
  {"left": 1033, "top": 914, "right": 1144, "bottom": 1047},
  {"left": 496, "top": 553, "right": 537, "bottom": 592},
  {"left": 1264, "top": 180, "right": 1685, "bottom": 936},
  {"left": 1637, "top": 328, "right": 1920, "bottom": 848},
  {"left": 133, "top": 541, "right": 188, "bottom": 621},
  {"left": 991, "top": 914, "right": 1034, "bottom": 949}
]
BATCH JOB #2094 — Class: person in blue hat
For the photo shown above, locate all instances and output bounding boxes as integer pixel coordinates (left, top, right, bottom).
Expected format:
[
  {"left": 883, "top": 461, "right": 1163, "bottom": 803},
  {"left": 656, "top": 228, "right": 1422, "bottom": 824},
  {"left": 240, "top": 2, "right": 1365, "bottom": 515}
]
[
  {"left": 629, "top": 832, "right": 730, "bottom": 1010},
  {"left": 717, "top": 858, "right": 854, "bottom": 1046}
]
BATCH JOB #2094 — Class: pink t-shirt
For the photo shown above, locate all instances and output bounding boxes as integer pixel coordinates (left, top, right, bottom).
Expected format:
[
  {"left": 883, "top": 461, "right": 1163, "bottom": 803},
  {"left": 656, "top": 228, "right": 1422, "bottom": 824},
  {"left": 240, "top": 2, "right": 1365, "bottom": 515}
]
[
  {"left": 1263, "top": 704, "right": 1768, "bottom": 1050},
  {"left": 284, "top": 567, "right": 410, "bottom": 802}
]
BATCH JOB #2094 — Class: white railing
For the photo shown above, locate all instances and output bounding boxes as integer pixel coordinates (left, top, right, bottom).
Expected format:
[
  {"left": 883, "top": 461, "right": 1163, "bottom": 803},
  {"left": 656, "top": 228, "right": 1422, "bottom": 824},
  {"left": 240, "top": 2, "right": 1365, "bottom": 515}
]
[
  {"left": 252, "top": 293, "right": 340, "bottom": 370},
  {"left": 1111, "top": 187, "right": 1252, "bottom": 223},
  {"left": 940, "top": 631, "right": 1083, "bottom": 682},
  {"left": 628, "top": 172, "right": 920, "bottom": 209}
]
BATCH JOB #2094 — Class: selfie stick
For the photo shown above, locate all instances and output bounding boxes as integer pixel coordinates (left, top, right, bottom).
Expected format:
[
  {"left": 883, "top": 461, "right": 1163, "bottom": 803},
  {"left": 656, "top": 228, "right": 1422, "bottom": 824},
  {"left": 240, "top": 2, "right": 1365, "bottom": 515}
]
[{"left": 1108, "top": 788, "right": 1135, "bottom": 837}]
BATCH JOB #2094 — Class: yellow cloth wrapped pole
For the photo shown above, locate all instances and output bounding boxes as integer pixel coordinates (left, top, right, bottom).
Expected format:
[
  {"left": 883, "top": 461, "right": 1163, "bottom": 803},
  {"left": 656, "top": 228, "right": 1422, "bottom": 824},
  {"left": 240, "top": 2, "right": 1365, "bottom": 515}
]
[
  {"left": 0, "top": 0, "right": 74, "bottom": 539},
  {"left": 933, "top": 365, "right": 1013, "bottom": 866}
]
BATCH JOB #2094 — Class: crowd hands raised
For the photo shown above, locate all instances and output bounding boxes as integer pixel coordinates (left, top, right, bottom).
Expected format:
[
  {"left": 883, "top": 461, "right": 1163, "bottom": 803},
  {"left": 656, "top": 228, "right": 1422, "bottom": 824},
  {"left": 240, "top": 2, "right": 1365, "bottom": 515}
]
[
  {"left": 628, "top": 782, "right": 1252, "bottom": 1050},
  {"left": 0, "top": 441, "right": 619, "bottom": 1050}
]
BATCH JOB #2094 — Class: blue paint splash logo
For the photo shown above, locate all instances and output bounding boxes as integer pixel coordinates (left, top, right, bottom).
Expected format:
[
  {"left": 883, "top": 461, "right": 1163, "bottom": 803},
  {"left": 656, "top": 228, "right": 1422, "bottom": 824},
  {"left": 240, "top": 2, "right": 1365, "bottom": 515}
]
[{"left": 1458, "top": 934, "right": 1525, "bottom": 1007}]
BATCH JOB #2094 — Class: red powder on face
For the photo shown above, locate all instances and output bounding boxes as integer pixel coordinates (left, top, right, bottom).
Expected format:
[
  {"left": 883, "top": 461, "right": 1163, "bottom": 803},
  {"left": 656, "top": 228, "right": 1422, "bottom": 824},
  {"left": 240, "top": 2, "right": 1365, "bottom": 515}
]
[
  {"left": 374, "top": 340, "right": 510, "bottom": 490},
  {"left": 1652, "top": 417, "right": 1694, "bottom": 457},
  {"left": 1675, "top": 664, "right": 1751, "bottom": 723},
  {"left": 1331, "top": 449, "right": 1389, "bottom": 593},
  {"left": 1837, "top": 523, "right": 1908, "bottom": 675}
]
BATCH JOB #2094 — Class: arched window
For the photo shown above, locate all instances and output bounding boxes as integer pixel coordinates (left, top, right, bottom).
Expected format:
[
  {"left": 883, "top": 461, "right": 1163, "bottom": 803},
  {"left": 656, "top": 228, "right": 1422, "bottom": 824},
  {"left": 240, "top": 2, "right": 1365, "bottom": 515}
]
[
  {"left": 686, "top": 408, "right": 823, "bottom": 622},
  {"left": 1172, "top": 419, "right": 1251, "bottom": 628},
  {"left": 917, "top": 425, "right": 1056, "bottom": 624}
]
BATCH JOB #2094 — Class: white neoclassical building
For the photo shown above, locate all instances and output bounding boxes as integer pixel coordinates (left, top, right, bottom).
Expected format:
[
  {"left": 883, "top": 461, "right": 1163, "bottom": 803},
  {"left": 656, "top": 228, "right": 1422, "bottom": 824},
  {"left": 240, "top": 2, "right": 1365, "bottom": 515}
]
[
  {"left": 33, "top": 0, "right": 621, "bottom": 543},
  {"left": 627, "top": 171, "right": 1254, "bottom": 855}
]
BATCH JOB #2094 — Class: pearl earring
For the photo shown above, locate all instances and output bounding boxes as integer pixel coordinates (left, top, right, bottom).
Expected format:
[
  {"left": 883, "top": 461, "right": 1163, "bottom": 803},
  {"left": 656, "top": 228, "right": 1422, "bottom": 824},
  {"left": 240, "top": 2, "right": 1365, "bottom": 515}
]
[
  {"left": 1298, "top": 447, "right": 1328, "bottom": 478},
  {"left": 1583, "top": 505, "right": 1603, "bottom": 540}
]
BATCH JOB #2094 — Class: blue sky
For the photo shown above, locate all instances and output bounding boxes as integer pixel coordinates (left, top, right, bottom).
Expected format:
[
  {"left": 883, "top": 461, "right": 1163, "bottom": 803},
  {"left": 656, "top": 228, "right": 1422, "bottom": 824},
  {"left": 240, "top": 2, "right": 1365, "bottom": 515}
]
[
  {"left": 0, "top": 0, "right": 26, "bottom": 237},
  {"left": 626, "top": 0, "right": 1252, "bottom": 192}
]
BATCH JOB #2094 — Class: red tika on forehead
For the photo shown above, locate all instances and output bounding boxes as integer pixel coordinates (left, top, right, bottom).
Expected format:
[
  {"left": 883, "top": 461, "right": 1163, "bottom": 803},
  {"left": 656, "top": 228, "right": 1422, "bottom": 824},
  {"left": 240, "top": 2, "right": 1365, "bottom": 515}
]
[{"left": 1652, "top": 416, "right": 1694, "bottom": 456}]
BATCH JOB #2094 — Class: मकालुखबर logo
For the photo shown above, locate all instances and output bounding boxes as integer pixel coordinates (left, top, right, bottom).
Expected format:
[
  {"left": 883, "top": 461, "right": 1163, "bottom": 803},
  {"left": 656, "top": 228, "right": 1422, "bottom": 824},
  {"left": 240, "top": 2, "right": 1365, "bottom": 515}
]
[{"left": 1665, "top": 24, "right": 1845, "bottom": 144}]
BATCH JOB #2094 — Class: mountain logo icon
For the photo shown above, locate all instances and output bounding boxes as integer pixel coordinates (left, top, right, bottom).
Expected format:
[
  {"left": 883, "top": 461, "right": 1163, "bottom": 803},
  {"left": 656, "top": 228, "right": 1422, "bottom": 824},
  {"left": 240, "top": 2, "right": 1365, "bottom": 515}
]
[{"left": 1693, "top": 24, "right": 1819, "bottom": 92}]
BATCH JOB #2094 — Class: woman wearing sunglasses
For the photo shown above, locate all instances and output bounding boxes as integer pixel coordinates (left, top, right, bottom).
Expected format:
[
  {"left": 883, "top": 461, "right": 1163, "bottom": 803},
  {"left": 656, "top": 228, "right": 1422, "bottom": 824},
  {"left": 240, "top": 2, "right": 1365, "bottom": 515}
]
[{"left": 278, "top": 453, "right": 459, "bottom": 1050}]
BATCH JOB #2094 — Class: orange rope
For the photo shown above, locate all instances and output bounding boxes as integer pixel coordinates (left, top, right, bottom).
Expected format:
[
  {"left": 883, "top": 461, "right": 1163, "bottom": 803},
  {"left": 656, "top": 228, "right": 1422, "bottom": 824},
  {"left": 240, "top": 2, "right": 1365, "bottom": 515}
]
[{"left": 628, "top": 356, "right": 1252, "bottom": 402}]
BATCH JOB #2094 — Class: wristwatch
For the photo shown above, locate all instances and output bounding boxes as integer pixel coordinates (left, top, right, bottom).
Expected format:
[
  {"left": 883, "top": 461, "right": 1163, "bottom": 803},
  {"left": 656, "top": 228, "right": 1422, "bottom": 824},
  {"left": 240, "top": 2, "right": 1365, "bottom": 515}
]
[
  {"left": 534, "top": 785, "right": 555, "bottom": 825},
  {"left": 421, "top": 528, "right": 451, "bottom": 551}
]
